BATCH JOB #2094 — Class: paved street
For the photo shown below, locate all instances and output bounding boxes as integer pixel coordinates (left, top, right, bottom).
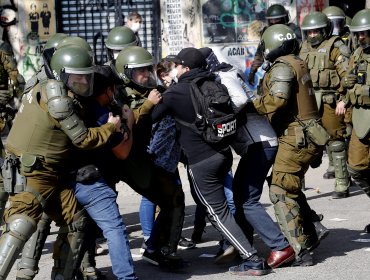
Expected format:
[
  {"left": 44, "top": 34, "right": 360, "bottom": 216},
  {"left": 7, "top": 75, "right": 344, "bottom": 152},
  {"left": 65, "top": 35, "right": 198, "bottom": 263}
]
[{"left": 7, "top": 154, "right": 370, "bottom": 280}]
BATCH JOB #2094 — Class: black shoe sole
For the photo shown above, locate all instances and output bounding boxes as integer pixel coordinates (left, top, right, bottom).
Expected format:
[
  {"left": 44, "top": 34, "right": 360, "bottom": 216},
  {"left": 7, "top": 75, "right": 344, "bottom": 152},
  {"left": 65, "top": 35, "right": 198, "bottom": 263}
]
[
  {"left": 142, "top": 255, "right": 160, "bottom": 266},
  {"left": 332, "top": 191, "right": 349, "bottom": 199},
  {"left": 291, "top": 259, "right": 314, "bottom": 267},
  {"left": 318, "top": 228, "right": 330, "bottom": 241}
]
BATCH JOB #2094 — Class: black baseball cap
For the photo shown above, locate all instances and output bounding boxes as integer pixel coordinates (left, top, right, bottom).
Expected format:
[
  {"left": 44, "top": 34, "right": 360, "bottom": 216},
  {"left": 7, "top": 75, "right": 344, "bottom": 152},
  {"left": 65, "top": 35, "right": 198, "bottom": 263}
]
[{"left": 166, "top": 47, "right": 206, "bottom": 69}]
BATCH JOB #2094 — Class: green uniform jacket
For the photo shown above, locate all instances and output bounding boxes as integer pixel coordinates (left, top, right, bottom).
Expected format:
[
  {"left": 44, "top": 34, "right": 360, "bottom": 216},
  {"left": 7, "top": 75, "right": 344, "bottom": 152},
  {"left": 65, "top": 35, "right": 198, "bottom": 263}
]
[{"left": 6, "top": 83, "right": 116, "bottom": 169}]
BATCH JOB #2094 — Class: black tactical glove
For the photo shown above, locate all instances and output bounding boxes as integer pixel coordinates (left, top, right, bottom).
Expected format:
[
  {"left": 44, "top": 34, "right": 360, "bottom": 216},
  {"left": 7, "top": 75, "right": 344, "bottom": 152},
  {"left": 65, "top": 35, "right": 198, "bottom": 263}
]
[
  {"left": 248, "top": 70, "right": 256, "bottom": 86},
  {"left": 341, "top": 74, "right": 357, "bottom": 89}
]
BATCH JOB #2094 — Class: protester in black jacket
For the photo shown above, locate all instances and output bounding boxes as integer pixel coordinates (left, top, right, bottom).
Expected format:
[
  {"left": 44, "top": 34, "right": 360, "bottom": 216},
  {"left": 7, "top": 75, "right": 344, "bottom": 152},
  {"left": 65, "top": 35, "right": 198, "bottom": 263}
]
[{"left": 152, "top": 47, "right": 271, "bottom": 276}]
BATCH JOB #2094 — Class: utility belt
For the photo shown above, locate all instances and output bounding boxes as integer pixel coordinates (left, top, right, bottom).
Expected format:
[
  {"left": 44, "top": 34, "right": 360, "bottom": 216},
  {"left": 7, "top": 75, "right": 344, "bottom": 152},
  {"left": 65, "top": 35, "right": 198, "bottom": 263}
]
[
  {"left": 1, "top": 153, "right": 47, "bottom": 207},
  {"left": 284, "top": 119, "right": 330, "bottom": 147}
]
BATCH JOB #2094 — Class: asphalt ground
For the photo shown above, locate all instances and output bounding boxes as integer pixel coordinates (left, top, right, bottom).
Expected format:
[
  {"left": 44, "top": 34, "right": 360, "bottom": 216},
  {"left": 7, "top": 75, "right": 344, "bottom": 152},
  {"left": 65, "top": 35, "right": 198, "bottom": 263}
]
[{"left": 7, "top": 154, "right": 370, "bottom": 280}]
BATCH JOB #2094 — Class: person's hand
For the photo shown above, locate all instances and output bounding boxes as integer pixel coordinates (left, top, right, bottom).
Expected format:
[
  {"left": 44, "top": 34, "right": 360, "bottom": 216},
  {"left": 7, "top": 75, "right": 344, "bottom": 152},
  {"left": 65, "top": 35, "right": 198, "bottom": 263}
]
[
  {"left": 148, "top": 89, "right": 162, "bottom": 105},
  {"left": 122, "top": 104, "right": 134, "bottom": 129},
  {"left": 107, "top": 112, "right": 121, "bottom": 132},
  {"left": 335, "top": 101, "right": 346, "bottom": 116},
  {"left": 248, "top": 70, "right": 256, "bottom": 86},
  {"left": 341, "top": 74, "right": 357, "bottom": 88}
]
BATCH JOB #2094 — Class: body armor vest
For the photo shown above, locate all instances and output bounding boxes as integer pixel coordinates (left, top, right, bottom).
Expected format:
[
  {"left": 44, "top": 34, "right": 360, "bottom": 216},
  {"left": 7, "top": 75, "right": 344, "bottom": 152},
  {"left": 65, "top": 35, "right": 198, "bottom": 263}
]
[
  {"left": 6, "top": 83, "right": 72, "bottom": 166},
  {"left": 262, "top": 55, "right": 319, "bottom": 134},
  {"left": 299, "top": 36, "right": 341, "bottom": 91},
  {"left": 347, "top": 47, "right": 370, "bottom": 138},
  {"left": 277, "top": 55, "right": 320, "bottom": 121}
]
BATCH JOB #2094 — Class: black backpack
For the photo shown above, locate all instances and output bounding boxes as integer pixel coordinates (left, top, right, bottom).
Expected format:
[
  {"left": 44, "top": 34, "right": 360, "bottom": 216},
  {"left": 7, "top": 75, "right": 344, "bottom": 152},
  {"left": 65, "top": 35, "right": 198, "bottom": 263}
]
[{"left": 177, "top": 76, "right": 237, "bottom": 146}]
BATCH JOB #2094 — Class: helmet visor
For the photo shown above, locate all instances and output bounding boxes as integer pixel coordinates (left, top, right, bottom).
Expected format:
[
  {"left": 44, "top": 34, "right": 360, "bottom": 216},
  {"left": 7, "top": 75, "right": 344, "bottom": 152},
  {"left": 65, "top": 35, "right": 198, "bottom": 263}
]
[
  {"left": 66, "top": 73, "right": 94, "bottom": 97},
  {"left": 353, "top": 30, "right": 370, "bottom": 50},
  {"left": 330, "top": 18, "right": 345, "bottom": 36},
  {"left": 268, "top": 17, "right": 287, "bottom": 26},
  {"left": 129, "top": 66, "right": 157, "bottom": 88}
]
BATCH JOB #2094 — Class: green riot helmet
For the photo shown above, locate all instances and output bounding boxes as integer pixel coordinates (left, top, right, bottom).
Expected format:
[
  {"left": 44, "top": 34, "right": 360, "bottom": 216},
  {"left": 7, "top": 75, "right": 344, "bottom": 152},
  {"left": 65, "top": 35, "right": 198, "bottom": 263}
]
[
  {"left": 106, "top": 26, "right": 138, "bottom": 60},
  {"left": 44, "top": 33, "right": 68, "bottom": 50},
  {"left": 350, "top": 9, "right": 370, "bottom": 51},
  {"left": 261, "top": 24, "right": 299, "bottom": 62},
  {"left": 57, "top": 36, "right": 92, "bottom": 52},
  {"left": 114, "top": 46, "right": 157, "bottom": 89},
  {"left": 56, "top": 36, "right": 94, "bottom": 64},
  {"left": 345, "top": 16, "right": 352, "bottom": 27},
  {"left": 265, "top": 4, "right": 289, "bottom": 26},
  {"left": 43, "top": 33, "right": 68, "bottom": 75},
  {"left": 50, "top": 46, "right": 95, "bottom": 97},
  {"left": 301, "top": 12, "right": 332, "bottom": 46},
  {"left": 322, "top": 6, "right": 346, "bottom": 36}
]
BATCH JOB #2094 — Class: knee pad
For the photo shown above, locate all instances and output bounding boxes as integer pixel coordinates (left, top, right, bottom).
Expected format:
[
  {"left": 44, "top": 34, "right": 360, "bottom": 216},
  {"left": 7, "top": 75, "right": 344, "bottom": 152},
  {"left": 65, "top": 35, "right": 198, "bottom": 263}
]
[
  {"left": 328, "top": 141, "right": 346, "bottom": 153},
  {"left": 52, "top": 209, "right": 87, "bottom": 280},
  {"left": 270, "top": 185, "right": 303, "bottom": 254},
  {"left": 329, "top": 141, "right": 350, "bottom": 189},
  {"left": 0, "top": 214, "right": 36, "bottom": 279},
  {"left": 17, "top": 213, "right": 52, "bottom": 279}
]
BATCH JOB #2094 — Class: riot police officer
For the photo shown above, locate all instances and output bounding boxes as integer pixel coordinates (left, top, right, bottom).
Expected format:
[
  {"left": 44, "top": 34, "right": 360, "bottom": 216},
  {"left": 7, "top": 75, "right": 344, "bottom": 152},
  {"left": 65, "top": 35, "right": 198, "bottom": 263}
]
[
  {"left": 250, "top": 24, "right": 329, "bottom": 266},
  {"left": 336, "top": 8, "right": 370, "bottom": 231},
  {"left": 0, "top": 46, "right": 121, "bottom": 280},
  {"left": 247, "top": 3, "right": 301, "bottom": 86},
  {"left": 112, "top": 46, "right": 186, "bottom": 267},
  {"left": 15, "top": 36, "right": 105, "bottom": 280},
  {"left": 299, "top": 11, "right": 352, "bottom": 199}
]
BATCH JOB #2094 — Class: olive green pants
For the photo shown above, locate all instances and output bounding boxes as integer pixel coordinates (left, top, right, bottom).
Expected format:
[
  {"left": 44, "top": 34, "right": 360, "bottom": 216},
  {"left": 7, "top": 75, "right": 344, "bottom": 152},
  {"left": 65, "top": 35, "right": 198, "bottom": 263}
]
[
  {"left": 321, "top": 103, "right": 347, "bottom": 140},
  {"left": 4, "top": 168, "right": 80, "bottom": 227},
  {"left": 270, "top": 135, "right": 322, "bottom": 253},
  {"left": 348, "top": 129, "right": 370, "bottom": 171}
]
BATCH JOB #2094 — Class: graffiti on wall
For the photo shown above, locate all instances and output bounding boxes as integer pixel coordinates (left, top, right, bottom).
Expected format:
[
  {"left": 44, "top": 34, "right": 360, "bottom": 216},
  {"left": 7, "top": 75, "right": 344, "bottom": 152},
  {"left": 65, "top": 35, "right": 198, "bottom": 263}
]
[
  {"left": 2, "top": 0, "right": 56, "bottom": 81},
  {"left": 163, "top": 0, "right": 183, "bottom": 54},
  {"left": 161, "top": 0, "right": 202, "bottom": 56},
  {"left": 19, "top": 0, "right": 55, "bottom": 80},
  {"left": 201, "top": 0, "right": 268, "bottom": 44},
  {"left": 297, "top": 0, "right": 328, "bottom": 25}
]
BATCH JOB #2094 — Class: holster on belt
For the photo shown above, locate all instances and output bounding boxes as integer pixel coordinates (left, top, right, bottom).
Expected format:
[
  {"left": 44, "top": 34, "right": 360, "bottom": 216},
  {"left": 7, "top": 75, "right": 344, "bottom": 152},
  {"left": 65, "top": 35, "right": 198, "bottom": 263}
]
[
  {"left": 284, "top": 126, "right": 306, "bottom": 147},
  {"left": 1, "top": 154, "right": 27, "bottom": 193}
]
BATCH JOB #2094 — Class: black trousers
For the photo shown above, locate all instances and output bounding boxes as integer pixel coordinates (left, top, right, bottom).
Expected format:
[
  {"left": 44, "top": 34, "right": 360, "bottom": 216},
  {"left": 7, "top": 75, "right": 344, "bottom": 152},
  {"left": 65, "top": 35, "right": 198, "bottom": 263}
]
[{"left": 188, "top": 149, "right": 256, "bottom": 258}]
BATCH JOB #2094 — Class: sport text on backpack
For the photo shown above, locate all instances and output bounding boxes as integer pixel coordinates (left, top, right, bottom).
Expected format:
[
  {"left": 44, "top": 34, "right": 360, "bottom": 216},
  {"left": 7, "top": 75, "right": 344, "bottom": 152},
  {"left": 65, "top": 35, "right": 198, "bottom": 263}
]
[{"left": 177, "top": 76, "right": 237, "bottom": 146}]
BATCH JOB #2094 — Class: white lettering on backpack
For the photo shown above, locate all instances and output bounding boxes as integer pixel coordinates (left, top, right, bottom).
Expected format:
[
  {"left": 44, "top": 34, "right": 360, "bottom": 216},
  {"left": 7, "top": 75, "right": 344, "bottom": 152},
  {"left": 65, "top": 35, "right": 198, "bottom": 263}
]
[{"left": 217, "top": 119, "right": 237, "bottom": 137}]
